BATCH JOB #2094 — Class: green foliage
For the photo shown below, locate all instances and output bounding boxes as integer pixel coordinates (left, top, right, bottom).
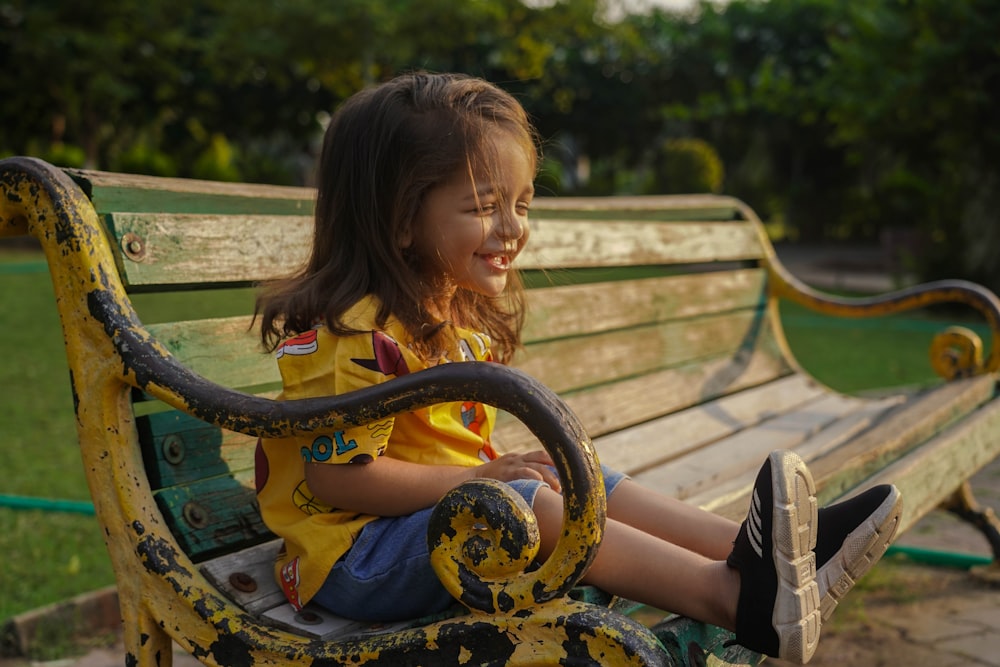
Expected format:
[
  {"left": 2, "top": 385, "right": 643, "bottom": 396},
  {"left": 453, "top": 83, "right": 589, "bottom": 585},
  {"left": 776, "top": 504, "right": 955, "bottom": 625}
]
[
  {"left": 193, "top": 134, "right": 241, "bottom": 182},
  {"left": 0, "top": 0, "right": 996, "bottom": 287},
  {"left": 647, "top": 137, "right": 724, "bottom": 194},
  {"left": 117, "top": 142, "right": 178, "bottom": 177},
  {"left": 820, "top": 0, "right": 1000, "bottom": 289},
  {"left": 37, "top": 143, "right": 87, "bottom": 169}
]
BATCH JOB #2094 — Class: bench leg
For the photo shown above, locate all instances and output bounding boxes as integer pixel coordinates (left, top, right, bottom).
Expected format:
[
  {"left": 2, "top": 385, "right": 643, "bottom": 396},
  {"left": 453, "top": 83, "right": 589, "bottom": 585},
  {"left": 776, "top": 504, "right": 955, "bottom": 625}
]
[
  {"left": 940, "top": 481, "right": 1000, "bottom": 565},
  {"left": 121, "top": 600, "right": 174, "bottom": 667}
]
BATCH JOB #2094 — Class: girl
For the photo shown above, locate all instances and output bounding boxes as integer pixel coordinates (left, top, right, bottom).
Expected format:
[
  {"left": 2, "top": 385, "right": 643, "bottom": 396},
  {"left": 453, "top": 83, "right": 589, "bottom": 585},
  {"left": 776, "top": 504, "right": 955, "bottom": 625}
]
[{"left": 254, "top": 72, "right": 901, "bottom": 664}]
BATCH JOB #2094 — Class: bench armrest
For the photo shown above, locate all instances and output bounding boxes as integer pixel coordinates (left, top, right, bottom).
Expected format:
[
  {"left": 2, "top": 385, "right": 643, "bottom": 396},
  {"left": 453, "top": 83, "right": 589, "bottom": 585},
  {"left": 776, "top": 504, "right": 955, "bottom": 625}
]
[
  {"left": 726, "top": 199, "right": 1000, "bottom": 381},
  {"left": 766, "top": 256, "right": 1000, "bottom": 380}
]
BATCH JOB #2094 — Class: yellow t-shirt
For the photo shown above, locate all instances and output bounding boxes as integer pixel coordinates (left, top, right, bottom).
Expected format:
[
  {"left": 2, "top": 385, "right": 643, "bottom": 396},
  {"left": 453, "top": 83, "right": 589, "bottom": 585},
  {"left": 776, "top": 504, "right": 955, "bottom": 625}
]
[{"left": 255, "top": 296, "right": 499, "bottom": 610}]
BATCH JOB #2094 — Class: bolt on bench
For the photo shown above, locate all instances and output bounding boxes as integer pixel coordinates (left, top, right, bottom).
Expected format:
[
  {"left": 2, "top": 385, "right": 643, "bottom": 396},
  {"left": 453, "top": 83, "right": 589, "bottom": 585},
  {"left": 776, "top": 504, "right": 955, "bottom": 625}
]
[{"left": 3, "top": 155, "right": 1000, "bottom": 666}]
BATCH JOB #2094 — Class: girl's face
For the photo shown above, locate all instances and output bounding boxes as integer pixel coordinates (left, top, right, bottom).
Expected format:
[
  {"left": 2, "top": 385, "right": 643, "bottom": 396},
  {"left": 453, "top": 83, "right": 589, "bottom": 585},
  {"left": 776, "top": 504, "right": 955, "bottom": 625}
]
[{"left": 409, "top": 135, "right": 534, "bottom": 307}]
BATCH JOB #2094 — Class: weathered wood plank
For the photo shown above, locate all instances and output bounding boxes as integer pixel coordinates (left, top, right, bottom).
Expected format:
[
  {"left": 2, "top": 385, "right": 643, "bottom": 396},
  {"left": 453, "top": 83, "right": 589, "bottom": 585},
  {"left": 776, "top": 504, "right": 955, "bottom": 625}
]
[
  {"left": 139, "top": 409, "right": 265, "bottom": 489},
  {"left": 107, "top": 212, "right": 764, "bottom": 287},
  {"left": 152, "top": 469, "right": 273, "bottom": 562},
  {"left": 806, "top": 375, "right": 997, "bottom": 505},
  {"left": 518, "top": 219, "right": 765, "bottom": 269},
  {"left": 69, "top": 170, "right": 743, "bottom": 221},
  {"left": 861, "top": 399, "right": 1000, "bottom": 535},
  {"left": 146, "top": 317, "right": 275, "bottom": 389},
  {"left": 67, "top": 168, "right": 315, "bottom": 215},
  {"left": 704, "top": 377, "right": 996, "bottom": 522},
  {"left": 522, "top": 269, "right": 766, "bottom": 342},
  {"left": 633, "top": 392, "right": 877, "bottom": 501},
  {"left": 688, "top": 393, "right": 907, "bottom": 520},
  {"left": 107, "top": 213, "right": 312, "bottom": 287},
  {"left": 200, "top": 540, "right": 287, "bottom": 614},
  {"left": 201, "top": 540, "right": 418, "bottom": 640},
  {"left": 142, "top": 277, "right": 772, "bottom": 400},
  {"left": 516, "top": 307, "right": 774, "bottom": 395},
  {"left": 495, "top": 333, "right": 793, "bottom": 450},
  {"left": 530, "top": 194, "right": 744, "bottom": 216},
  {"left": 592, "top": 375, "right": 827, "bottom": 475},
  {"left": 262, "top": 601, "right": 415, "bottom": 642}
]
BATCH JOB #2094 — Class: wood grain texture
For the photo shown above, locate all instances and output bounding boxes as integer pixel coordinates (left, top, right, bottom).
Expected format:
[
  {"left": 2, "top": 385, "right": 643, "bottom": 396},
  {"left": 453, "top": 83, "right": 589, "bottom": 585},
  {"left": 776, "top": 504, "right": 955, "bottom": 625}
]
[{"left": 106, "top": 211, "right": 764, "bottom": 287}]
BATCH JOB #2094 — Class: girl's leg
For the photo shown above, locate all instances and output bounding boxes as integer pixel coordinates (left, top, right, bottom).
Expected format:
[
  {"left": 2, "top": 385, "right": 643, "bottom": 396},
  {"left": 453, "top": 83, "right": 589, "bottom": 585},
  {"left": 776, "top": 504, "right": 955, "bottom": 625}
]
[
  {"left": 605, "top": 478, "right": 739, "bottom": 561},
  {"left": 530, "top": 485, "right": 740, "bottom": 629},
  {"left": 602, "top": 463, "right": 904, "bottom": 624},
  {"left": 538, "top": 451, "right": 824, "bottom": 663}
]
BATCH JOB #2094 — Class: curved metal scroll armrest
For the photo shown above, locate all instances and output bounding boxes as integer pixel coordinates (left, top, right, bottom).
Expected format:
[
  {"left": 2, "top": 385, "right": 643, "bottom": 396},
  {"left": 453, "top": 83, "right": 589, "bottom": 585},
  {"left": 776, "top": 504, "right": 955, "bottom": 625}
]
[
  {"left": 0, "top": 155, "right": 606, "bottom": 616},
  {"left": 766, "top": 257, "right": 1000, "bottom": 380}
]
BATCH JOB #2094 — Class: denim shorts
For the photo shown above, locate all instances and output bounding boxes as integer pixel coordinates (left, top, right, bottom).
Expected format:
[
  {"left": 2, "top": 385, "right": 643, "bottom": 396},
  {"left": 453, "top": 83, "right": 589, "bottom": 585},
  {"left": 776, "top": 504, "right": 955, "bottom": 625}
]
[{"left": 311, "top": 465, "right": 627, "bottom": 621}]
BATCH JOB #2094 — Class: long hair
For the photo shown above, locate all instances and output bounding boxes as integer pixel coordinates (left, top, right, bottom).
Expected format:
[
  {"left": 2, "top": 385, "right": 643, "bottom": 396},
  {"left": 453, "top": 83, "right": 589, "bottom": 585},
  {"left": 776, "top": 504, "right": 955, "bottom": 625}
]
[{"left": 256, "top": 72, "right": 539, "bottom": 364}]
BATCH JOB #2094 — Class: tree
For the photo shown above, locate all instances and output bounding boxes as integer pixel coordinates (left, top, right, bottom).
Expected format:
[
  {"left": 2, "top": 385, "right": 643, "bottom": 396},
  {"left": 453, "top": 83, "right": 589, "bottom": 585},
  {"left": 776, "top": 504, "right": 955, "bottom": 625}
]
[{"left": 822, "top": 0, "right": 1000, "bottom": 287}]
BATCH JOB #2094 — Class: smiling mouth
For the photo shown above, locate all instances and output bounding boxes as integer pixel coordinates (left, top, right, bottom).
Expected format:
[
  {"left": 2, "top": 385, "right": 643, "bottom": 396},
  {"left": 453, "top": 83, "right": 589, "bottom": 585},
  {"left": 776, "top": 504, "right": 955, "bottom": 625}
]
[{"left": 480, "top": 253, "right": 511, "bottom": 270}]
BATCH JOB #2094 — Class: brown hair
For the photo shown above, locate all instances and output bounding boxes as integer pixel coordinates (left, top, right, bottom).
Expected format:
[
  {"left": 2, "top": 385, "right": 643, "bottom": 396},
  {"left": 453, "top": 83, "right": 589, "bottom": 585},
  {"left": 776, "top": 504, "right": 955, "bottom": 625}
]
[{"left": 256, "top": 72, "right": 539, "bottom": 364}]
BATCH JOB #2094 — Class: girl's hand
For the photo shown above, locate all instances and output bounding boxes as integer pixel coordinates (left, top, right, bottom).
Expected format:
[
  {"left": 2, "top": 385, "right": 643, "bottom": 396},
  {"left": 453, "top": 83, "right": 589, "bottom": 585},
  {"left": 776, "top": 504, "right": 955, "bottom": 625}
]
[{"left": 473, "top": 450, "right": 562, "bottom": 493}]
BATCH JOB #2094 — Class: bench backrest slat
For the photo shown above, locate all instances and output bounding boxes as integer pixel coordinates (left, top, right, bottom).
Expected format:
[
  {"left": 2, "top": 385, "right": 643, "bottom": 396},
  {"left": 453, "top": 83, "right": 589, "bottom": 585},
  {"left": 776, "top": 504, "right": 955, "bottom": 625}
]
[
  {"left": 141, "top": 268, "right": 768, "bottom": 390},
  {"left": 520, "top": 308, "right": 770, "bottom": 394},
  {"left": 101, "top": 211, "right": 764, "bottom": 289},
  {"left": 152, "top": 468, "right": 268, "bottom": 560}
]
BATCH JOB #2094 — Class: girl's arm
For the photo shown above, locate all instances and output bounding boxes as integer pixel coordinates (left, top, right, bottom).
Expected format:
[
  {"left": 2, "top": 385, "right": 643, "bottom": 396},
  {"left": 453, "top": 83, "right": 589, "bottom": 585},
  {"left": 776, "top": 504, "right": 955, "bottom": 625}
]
[{"left": 305, "top": 451, "right": 561, "bottom": 517}]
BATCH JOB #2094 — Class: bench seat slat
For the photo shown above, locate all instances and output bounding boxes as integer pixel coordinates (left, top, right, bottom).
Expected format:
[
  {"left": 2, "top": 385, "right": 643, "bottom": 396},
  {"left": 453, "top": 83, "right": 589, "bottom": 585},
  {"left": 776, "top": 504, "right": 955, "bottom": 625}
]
[
  {"left": 200, "top": 539, "right": 287, "bottom": 613},
  {"left": 592, "top": 375, "right": 827, "bottom": 475},
  {"left": 807, "top": 375, "right": 997, "bottom": 504},
  {"left": 703, "top": 376, "right": 997, "bottom": 523},
  {"left": 687, "top": 393, "right": 907, "bottom": 518},
  {"left": 201, "top": 540, "right": 447, "bottom": 640},
  {"left": 858, "top": 398, "right": 1000, "bottom": 535},
  {"left": 633, "top": 392, "right": 893, "bottom": 501}
]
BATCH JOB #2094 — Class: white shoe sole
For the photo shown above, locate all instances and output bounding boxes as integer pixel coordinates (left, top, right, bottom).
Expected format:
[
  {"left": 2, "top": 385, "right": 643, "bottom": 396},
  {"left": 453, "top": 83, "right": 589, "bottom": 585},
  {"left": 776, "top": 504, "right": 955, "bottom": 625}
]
[{"left": 769, "top": 450, "right": 822, "bottom": 664}]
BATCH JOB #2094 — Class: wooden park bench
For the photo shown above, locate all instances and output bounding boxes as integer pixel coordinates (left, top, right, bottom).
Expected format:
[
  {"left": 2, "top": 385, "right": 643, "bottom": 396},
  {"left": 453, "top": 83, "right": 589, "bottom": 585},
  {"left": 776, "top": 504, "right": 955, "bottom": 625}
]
[{"left": 2, "top": 155, "right": 999, "bottom": 666}]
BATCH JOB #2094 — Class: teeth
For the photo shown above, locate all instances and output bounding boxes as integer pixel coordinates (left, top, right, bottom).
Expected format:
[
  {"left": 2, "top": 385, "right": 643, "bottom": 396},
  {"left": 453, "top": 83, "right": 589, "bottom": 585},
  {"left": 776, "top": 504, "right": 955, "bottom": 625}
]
[{"left": 484, "top": 254, "right": 507, "bottom": 268}]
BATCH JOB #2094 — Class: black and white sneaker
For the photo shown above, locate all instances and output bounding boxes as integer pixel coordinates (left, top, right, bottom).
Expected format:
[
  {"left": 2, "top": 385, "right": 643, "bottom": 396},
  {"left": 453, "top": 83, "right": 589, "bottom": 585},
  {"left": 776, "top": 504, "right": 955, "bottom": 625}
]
[
  {"left": 815, "top": 484, "right": 902, "bottom": 620},
  {"left": 727, "top": 450, "right": 822, "bottom": 664}
]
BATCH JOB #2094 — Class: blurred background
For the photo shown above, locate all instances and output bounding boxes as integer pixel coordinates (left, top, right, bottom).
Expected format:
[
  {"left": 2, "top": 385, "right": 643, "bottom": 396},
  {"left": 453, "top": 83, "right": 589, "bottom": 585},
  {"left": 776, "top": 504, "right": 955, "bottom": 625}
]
[
  {"left": 2, "top": 0, "right": 999, "bottom": 289},
  {"left": 2, "top": 0, "right": 1000, "bottom": 639}
]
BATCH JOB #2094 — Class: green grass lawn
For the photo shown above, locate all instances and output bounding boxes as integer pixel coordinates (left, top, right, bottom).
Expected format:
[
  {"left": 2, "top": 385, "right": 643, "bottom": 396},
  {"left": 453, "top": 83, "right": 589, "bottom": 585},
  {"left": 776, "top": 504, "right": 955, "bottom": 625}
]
[{"left": 0, "top": 249, "right": 991, "bottom": 621}]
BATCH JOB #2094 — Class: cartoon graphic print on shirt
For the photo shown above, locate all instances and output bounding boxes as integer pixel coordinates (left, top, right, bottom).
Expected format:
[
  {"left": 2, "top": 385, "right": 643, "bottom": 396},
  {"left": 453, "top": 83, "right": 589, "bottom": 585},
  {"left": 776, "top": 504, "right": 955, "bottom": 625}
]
[
  {"left": 254, "top": 439, "right": 269, "bottom": 493},
  {"left": 459, "top": 333, "right": 492, "bottom": 363},
  {"left": 351, "top": 331, "right": 410, "bottom": 376},
  {"left": 275, "top": 329, "right": 319, "bottom": 359},
  {"left": 461, "top": 401, "right": 486, "bottom": 436},
  {"left": 279, "top": 556, "right": 304, "bottom": 611},
  {"left": 292, "top": 480, "right": 333, "bottom": 516}
]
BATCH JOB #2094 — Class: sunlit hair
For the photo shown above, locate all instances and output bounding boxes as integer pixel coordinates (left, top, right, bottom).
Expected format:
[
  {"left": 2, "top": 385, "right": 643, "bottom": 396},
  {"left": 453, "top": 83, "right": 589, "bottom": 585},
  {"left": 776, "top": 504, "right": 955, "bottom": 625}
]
[{"left": 256, "top": 72, "right": 539, "bottom": 364}]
